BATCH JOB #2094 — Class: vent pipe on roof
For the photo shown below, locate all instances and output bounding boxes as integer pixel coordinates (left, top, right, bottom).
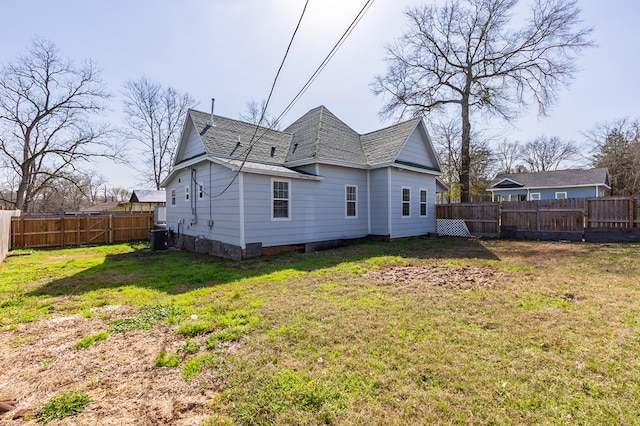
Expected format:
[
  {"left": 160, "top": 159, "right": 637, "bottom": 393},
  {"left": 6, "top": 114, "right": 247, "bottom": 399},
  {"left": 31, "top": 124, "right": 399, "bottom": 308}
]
[{"left": 208, "top": 98, "right": 215, "bottom": 126}]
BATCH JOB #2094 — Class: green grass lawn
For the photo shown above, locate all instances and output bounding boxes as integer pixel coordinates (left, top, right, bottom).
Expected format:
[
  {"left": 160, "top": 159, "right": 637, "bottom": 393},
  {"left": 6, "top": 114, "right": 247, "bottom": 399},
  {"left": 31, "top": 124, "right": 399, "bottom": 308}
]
[{"left": 1, "top": 237, "right": 639, "bottom": 425}]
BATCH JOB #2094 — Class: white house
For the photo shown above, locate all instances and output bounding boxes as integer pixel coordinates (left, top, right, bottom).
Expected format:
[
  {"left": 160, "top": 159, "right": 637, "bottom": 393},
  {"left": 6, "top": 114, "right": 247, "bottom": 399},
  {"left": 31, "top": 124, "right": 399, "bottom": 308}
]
[{"left": 161, "top": 106, "right": 442, "bottom": 259}]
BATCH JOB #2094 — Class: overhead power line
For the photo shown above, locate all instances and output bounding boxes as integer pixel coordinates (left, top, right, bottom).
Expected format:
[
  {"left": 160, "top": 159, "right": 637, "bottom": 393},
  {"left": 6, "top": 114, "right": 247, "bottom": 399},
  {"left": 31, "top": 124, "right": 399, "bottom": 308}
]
[{"left": 214, "top": 0, "right": 376, "bottom": 197}]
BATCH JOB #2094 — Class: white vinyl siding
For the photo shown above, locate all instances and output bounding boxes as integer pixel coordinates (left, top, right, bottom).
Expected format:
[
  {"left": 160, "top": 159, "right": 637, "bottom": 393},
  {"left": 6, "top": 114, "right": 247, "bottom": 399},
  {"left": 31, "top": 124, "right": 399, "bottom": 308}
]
[
  {"left": 272, "top": 179, "right": 291, "bottom": 220},
  {"left": 401, "top": 187, "right": 411, "bottom": 217},
  {"left": 419, "top": 189, "right": 427, "bottom": 217},
  {"left": 346, "top": 185, "right": 357, "bottom": 218}
]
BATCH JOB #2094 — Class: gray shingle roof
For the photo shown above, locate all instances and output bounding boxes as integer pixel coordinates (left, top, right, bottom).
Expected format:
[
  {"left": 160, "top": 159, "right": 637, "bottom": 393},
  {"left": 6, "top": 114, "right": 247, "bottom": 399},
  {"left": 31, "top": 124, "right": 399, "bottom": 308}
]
[
  {"left": 182, "top": 106, "right": 439, "bottom": 173},
  {"left": 490, "top": 168, "right": 610, "bottom": 189},
  {"left": 284, "top": 106, "right": 365, "bottom": 165},
  {"left": 361, "top": 118, "right": 421, "bottom": 165},
  {"left": 189, "top": 109, "right": 293, "bottom": 164}
]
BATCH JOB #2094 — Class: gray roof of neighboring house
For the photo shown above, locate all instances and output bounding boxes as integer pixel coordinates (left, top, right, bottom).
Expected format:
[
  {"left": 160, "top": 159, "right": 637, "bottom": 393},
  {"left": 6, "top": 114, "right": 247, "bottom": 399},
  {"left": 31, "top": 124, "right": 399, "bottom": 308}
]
[
  {"left": 489, "top": 168, "right": 610, "bottom": 189},
  {"left": 182, "top": 106, "right": 439, "bottom": 172},
  {"left": 130, "top": 190, "right": 166, "bottom": 203},
  {"left": 189, "top": 109, "right": 293, "bottom": 164}
]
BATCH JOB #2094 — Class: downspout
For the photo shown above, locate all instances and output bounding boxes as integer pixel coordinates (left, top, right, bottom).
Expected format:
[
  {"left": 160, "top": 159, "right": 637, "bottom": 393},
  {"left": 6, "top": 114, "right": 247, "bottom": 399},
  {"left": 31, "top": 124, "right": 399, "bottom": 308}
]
[
  {"left": 367, "top": 169, "right": 371, "bottom": 235},
  {"left": 387, "top": 168, "right": 392, "bottom": 238},
  {"left": 209, "top": 161, "right": 213, "bottom": 230},
  {"left": 239, "top": 172, "right": 245, "bottom": 249}
]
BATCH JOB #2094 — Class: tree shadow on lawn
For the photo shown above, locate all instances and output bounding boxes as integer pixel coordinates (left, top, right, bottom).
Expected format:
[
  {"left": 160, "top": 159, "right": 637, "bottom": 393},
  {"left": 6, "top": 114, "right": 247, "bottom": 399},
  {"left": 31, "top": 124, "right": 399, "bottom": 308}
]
[{"left": 28, "top": 236, "right": 499, "bottom": 297}]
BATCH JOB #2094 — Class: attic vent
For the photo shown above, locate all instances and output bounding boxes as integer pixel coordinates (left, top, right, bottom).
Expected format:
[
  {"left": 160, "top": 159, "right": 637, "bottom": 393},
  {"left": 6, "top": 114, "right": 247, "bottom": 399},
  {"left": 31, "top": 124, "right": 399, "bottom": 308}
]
[{"left": 270, "top": 147, "right": 276, "bottom": 157}]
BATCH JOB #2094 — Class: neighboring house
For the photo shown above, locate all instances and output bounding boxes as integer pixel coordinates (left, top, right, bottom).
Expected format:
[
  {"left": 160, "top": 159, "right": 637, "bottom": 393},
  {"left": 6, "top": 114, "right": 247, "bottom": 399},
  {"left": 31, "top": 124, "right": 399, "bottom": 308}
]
[
  {"left": 161, "top": 106, "right": 442, "bottom": 259},
  {"left": 128, "top": 189, "right": 166, "bottom": 212},
  {"left": 488, "top": 168, "right": 610, "bottom": 201}
]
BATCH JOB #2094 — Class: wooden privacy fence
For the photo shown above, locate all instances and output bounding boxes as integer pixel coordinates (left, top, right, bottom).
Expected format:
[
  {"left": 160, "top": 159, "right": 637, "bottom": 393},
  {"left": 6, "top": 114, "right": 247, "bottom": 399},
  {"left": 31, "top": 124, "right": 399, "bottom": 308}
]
[
  {"left": 436, "top": 196, "right": 640, "bottom": 242},
  {"left": 11, "top": 213, "right": 155, "bottom": 249}
]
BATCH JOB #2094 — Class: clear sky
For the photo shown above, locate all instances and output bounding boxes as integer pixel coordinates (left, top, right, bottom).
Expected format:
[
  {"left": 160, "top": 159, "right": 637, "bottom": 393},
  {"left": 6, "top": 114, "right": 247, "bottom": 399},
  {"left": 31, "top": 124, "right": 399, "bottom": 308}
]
[{"left": 2, "top": 0, "right": 638, "bottom": 188}]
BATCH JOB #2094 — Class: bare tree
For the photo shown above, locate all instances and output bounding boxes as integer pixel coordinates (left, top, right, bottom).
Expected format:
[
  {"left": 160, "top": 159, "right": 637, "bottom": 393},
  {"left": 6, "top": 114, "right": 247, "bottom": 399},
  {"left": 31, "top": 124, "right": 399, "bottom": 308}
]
[
  {"left": 25, "top": 171, "right": 106, "bottom": 212},
  {"left": 431, "top": 118, "right": 496, "bottom": 202},
  {"left": 494, "top": 139, "right": 522, "bottom": 174},
  {"left": 0, "top": 37, "right": 118, "bottom": 212},
  {"left": 372, "top": 0, "right": 593, "bottom": 202},
  {"left": 239, "top": 99, "right": 281, "bottom": 130},
  {"left": 122, "top": 77, "right": 197, "bottom": 190},
  {"left": 520, "top": 135, "right": 578, "bottom": 172}
]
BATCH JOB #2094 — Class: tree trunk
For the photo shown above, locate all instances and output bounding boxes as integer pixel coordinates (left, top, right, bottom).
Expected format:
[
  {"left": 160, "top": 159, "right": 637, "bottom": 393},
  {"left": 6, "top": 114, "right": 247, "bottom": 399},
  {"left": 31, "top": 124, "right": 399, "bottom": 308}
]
[{"left": 460, "top": 95, "right": 471, "bottom": 203}]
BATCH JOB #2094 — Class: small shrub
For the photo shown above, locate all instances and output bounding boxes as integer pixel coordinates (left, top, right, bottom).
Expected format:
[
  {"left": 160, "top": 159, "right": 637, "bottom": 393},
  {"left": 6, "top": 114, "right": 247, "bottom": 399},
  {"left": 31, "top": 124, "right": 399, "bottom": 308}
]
[
  {"left": 35, "top": 391, "right": 90, "bottom": 423},
  {"left": 75, "top": 331, "right": 109, "bottom": 349},
  {"left": 181, "top": 353, "right": 218, "bottom": 381},
  {"left": 177, "top": 320, "right": 210, "bottom": 337},
  {"left": 155, "top": 350, "right": 180, "bottom": 368}
]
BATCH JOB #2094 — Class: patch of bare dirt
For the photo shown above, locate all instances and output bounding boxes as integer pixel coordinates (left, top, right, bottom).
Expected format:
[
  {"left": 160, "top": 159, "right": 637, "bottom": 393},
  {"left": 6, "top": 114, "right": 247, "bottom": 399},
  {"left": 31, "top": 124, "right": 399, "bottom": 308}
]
[
  {"left": 364, "top": 263, "right": 508, "bottom": 291},
  {"left": 0, "top": 306, "right": 221, "bottom": 425}
]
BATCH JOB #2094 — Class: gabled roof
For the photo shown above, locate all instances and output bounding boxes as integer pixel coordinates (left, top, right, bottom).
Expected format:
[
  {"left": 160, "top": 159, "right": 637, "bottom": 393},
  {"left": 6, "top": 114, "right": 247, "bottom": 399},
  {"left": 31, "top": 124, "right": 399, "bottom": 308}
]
[
  {"left": 489, "top": 168, "right": 610, "bottom": 190},
  {"left": 172, "top": 106, "right": 441, "bottom": 175},
  {"left": 189, "top": 109, "right": 293, "bottom": 164},
  {"left": 284, "top": 106, "right": 365, "bottom": 165},
  {"left": 360, "top": 118, "right": 421, "bottom": 165},
  {"left": 130, "top": 190, "right": 166, "bottom": 203}
]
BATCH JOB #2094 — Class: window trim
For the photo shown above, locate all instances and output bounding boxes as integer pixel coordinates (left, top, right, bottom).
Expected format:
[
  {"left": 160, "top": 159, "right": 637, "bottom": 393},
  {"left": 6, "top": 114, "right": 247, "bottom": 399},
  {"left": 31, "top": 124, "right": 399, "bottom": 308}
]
[
  {"left": 271, "top": 179, "right": 291, "bottom": 221},
  {"left": 555, "top": 191, "right": 567, "bottom": 199},
  {"left": 401, "top": 187, "right": 411, "bottom": 218},
  {"left": 530, "top": 192, "right": 541, "bottom": 201},
  {"left": 170, "top": 188, "right": 176, "bottom": 206},
  {"left": 419, "top": 188, "right": 428, "bottom": 217},
  {"left": 345, "top": 184, "right": 357, "bottom": 219}
]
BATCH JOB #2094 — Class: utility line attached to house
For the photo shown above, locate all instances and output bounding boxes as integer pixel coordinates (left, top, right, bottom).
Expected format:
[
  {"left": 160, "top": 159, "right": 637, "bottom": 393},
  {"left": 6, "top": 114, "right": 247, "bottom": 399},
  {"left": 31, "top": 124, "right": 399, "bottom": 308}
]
[{"left": 212, "top": 0, "right": 376, "bottom": 198}]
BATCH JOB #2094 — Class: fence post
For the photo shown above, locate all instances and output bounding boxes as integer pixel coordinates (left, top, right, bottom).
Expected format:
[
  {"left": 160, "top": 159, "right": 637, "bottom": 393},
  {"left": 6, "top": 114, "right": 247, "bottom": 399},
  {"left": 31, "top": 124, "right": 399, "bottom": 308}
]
[
  {"left": 109, "top": 215, "right": 113, "bottom": 243},
  {"left": 60, "top": 216, "right": 65, "bottom": 248},
  {"left": 629, "top": 196, "right": 634, "bottom": 228}
]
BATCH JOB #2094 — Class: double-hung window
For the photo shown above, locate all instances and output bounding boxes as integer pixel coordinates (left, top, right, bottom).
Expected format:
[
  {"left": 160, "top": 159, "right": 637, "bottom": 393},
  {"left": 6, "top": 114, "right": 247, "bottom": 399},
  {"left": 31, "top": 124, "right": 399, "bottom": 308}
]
[
  {"left": 272, "top": 180, "right": 290, "bottom": 219},
  {"left": 185, "top": 186, "right": 190, "bottom": 201},
  {"left": 419, "top": 189, "right": 427, "bottom": 217},
  {"left": 402, "top": 187, "right": 411, "bottom": 217},
  {"left": 555, "top": 191, "right": 567, "bottom": 199},
  {"left": 346, "top": 185, "right": 357, "bottom": 218},
  {"left": 198, "top": 183, "right": 204, "bottom": 199},
  {"left": 170, "top": 188, "right": 176, "bottom": 206}
]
